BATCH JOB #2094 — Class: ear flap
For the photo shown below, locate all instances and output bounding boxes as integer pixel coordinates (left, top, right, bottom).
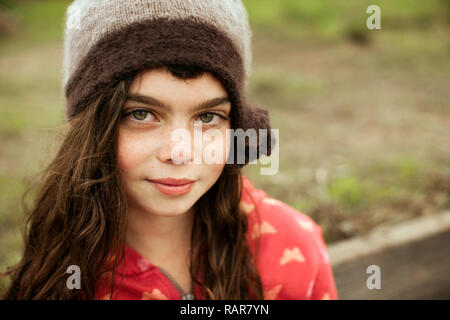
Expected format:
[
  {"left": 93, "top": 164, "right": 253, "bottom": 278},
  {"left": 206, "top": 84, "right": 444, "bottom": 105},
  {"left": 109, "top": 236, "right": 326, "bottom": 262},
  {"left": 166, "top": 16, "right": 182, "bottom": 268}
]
[{"left": 227, "top": 103, "right": 277, "bottom": 169}]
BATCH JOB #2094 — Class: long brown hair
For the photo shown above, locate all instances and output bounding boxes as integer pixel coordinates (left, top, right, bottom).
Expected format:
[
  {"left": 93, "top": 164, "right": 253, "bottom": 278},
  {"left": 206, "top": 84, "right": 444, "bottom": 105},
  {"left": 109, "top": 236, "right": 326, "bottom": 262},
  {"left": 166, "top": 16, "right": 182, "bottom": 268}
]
[{"left": 0, "top": 65, "right": 264, "bottom": 300}]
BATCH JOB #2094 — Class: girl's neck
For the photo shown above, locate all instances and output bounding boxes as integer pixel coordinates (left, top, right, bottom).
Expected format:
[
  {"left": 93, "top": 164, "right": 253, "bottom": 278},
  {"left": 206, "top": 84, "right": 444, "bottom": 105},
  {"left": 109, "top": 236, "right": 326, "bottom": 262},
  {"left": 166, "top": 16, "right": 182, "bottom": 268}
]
[{"left": 125, "top": 207, "right": 195, "bottom": 268}]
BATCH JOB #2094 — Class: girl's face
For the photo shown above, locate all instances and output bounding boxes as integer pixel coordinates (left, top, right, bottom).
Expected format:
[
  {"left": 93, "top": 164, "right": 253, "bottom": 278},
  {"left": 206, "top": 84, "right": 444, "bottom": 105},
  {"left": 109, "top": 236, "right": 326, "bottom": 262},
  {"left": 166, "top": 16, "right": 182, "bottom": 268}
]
[{"left": 117, "top": 67, "right": 231, "bottom": 218}]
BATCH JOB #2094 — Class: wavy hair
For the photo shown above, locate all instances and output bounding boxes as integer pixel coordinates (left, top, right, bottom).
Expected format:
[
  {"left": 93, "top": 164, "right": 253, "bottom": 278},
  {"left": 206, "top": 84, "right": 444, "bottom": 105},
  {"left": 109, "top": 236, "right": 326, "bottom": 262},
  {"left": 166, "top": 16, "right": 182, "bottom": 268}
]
[{"left": 0, "top": 65, "right": 264, "bottom": 300}]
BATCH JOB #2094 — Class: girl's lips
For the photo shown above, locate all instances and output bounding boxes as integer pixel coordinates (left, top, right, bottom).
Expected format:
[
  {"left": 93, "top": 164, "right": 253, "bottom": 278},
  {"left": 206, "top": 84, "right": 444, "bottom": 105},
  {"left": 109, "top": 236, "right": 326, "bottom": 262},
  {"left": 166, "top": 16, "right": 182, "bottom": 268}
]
[{"left": 147, "top": 180, "right": 195, "bottom": 196}]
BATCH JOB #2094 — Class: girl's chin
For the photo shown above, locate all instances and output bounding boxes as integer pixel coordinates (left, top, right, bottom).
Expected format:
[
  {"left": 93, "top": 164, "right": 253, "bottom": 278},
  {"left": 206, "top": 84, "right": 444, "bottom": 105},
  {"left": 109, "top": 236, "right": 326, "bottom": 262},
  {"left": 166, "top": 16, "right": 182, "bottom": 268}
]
[
  {"left": 145, "top": 210, "right": 192, "bottom": 218},
  {"left": 141, "top": 202, "right": 194, "bottom": 216}
]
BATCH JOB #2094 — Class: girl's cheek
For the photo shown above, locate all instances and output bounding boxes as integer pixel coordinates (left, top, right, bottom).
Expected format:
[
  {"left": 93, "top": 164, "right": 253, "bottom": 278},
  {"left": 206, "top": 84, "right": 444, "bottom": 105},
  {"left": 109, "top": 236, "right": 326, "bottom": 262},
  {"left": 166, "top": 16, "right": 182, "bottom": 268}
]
[
  {"left": 117, "top": 142, "right": 135, "bottom": 173},
  {"left": 117, "top": 132, "right": 150, "bottom": 172}
]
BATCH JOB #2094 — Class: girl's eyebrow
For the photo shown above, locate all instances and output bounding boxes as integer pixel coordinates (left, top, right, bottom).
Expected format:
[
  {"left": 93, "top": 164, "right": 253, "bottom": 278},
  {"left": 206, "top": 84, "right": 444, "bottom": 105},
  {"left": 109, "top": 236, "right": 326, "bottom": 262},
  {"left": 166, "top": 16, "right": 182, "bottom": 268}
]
[{"left": 125, "top": 93, "right": 231, "bottom": 111}]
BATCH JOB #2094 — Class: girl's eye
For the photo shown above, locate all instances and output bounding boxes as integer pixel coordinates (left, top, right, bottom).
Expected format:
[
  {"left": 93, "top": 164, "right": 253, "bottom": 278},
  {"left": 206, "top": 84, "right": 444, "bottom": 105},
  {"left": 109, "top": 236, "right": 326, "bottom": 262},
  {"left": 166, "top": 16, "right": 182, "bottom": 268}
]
[
  {"left": 122, "top": 109, "right": 157, "bottom": 124},
  {"left": 197, "top": 112, "right": 226, "bottom": 126},
  {"left": 199, "top": 113, "right": 215, "bottom": 123},
  {"left": 131, "top": 110, "right": 154, "bottom": 121}
]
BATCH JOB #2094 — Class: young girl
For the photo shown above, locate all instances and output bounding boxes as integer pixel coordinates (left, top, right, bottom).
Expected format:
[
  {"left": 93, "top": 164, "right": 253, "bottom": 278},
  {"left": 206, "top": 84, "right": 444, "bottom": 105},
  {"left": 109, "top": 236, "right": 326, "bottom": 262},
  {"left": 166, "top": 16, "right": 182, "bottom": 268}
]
[{"left": 1, "top": 0, "right": 338, "bottom": 300}]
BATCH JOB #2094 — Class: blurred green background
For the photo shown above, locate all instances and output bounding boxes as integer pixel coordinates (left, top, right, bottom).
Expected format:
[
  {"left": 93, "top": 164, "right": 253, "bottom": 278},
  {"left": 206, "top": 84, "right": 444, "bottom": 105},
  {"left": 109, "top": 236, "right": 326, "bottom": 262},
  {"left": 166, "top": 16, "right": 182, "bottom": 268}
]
[{"left": 0, "top": 0, "right": 449, "bottom": 290}]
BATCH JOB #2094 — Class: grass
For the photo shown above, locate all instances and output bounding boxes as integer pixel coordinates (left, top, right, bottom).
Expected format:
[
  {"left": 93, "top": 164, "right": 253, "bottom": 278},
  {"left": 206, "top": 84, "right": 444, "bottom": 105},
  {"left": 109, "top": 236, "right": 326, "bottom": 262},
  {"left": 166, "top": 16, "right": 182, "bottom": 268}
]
[
  {"left": 0, "top": 0, "right": 70, "bottom": 48},
  {"left": 0, "top": 0, "right": 449, "bottom": 289},
  {"left": 247, "top": 67, "right": 325, "bottom": 109},
  {"left": 244, "top": 0, "right": 449, "bottom": 42}
]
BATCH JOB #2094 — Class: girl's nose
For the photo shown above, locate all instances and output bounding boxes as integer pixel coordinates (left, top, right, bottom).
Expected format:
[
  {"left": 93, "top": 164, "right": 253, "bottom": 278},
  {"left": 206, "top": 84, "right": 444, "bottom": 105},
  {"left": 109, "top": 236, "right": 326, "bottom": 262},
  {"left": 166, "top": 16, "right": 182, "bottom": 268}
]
[{"left": 157, "top": 125, "right": 194, "bottom": 165}]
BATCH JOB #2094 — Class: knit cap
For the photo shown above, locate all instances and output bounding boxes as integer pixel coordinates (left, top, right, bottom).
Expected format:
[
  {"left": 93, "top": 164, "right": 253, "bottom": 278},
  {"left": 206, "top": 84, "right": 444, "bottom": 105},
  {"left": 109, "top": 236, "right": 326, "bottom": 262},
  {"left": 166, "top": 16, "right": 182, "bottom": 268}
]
[{"left": 62, "top": 0, "right": 275, "bottom": 168}]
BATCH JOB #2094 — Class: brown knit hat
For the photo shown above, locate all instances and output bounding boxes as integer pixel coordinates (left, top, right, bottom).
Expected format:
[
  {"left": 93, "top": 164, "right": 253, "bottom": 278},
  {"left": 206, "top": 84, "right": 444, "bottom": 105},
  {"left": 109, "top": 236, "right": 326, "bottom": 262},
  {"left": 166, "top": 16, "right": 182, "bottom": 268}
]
[{"left": 62, "top": 0, "right": 275, "bottom": 169}]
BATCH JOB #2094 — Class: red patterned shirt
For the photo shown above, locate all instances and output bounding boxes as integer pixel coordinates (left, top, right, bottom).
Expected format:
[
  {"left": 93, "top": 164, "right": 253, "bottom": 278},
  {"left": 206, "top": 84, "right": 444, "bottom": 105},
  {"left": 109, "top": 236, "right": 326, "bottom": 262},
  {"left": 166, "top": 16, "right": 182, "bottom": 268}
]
[{"left": 95, "top": 175, "right": 338, "bottom": 300}]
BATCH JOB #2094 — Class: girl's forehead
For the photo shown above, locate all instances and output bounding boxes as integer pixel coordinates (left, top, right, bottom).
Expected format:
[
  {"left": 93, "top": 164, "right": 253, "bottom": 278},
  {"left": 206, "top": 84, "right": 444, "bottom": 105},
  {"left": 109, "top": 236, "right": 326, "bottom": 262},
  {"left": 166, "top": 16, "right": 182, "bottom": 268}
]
[
  {"left": 127, "top": 68, "right": 230, "bottom": 110},
  {"left": 134, "top": 67, "right": 224, "bottom": 91}
]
